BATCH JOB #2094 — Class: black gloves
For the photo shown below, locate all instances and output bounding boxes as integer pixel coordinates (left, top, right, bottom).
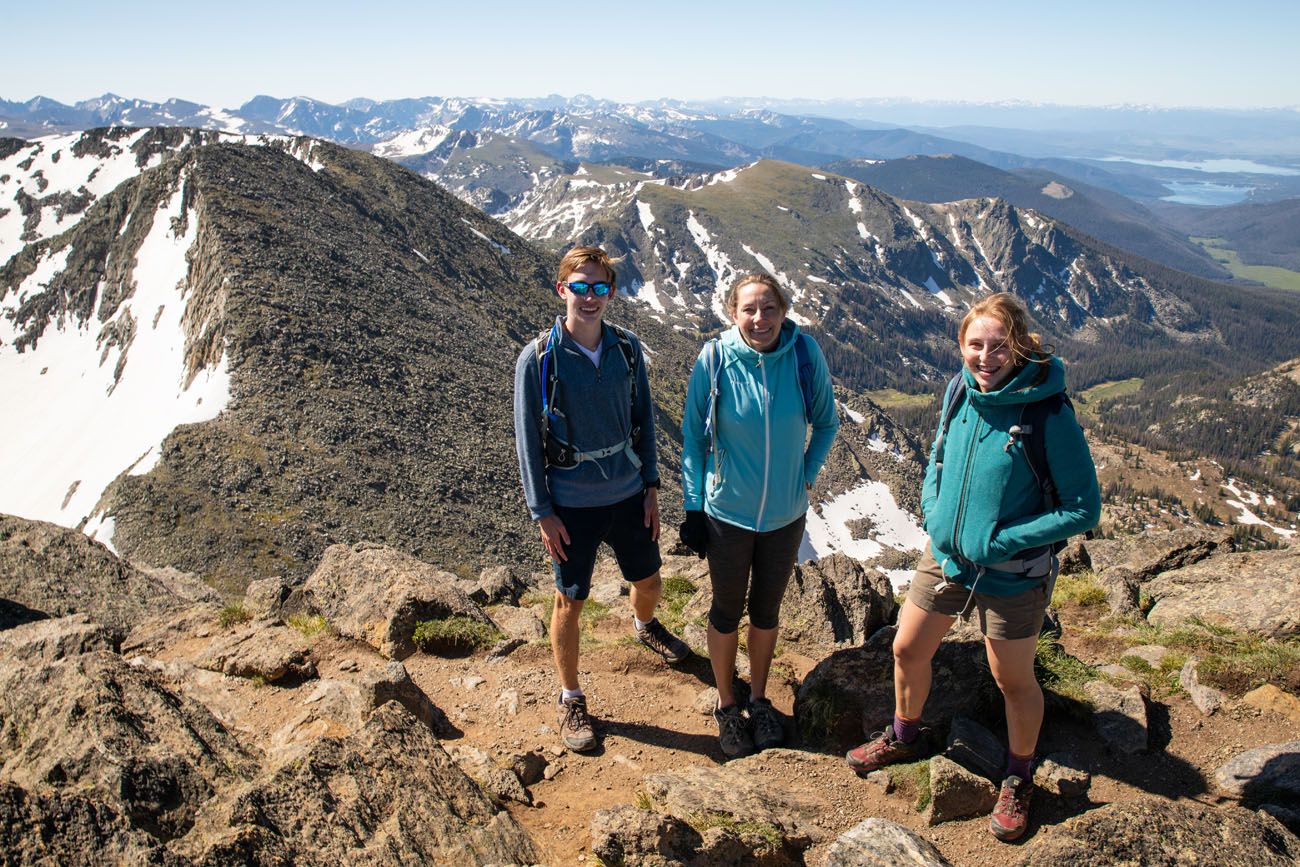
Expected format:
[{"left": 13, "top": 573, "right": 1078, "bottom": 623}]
[{"left": 678, "top": 510, "right": 708, "bottom": 559}]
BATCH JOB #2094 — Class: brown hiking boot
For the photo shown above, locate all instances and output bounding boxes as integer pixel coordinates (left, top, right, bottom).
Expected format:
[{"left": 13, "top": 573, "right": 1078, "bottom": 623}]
[
  {"left": 990, "top": 775, "right": 1033, "bottom": 841},
  {"left": 556, "top": 695, "right": 596, "bottom": 752},
  {"left": 636, "top": 618, "right": 691, "bottom": 664},
  {"left": 845, "top": 726, "right": 927, "bottom": 774}
]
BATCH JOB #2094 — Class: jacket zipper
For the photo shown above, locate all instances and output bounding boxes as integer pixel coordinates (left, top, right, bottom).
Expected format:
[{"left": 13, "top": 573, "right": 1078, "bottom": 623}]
[
  {"left": 755, "top": 356, "right": 771, "bottom": 528},
  {"left": 949, "top": 405, "right": 982, "bottom": 563}
]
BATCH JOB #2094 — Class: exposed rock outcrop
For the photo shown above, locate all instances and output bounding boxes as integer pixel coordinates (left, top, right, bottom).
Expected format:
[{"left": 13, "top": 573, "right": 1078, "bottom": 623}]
[
  {"left": 0, "top": 613, "right": 122, "bottom": 662},
  {"left": 299, "top": 542, "right": 495, "bottom": 659},
  {"left": 781, "top": 553, "right": 899, "bottom": 649}
]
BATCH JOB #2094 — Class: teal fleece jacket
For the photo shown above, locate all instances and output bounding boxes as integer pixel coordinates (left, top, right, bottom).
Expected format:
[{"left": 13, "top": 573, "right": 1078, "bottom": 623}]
[
  {"left": 921, "top": 356, "right": 1101, "bottom": 596},
  {"left": 681, "top": 321, "right": 839, "bottom": 532}
]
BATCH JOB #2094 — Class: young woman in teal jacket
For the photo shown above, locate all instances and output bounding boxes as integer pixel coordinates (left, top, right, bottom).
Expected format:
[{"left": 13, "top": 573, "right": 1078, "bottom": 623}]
[
  {"left": 679, "top": 273, "right": 839, "bottom": 758},
  {"left": 845, "top": 292, "right": 1100, "bottom": 843}
]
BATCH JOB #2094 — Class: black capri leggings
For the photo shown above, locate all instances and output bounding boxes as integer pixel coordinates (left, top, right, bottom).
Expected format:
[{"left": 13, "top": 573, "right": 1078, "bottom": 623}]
[{"left": 706, "top": 513, "right": 806, "bottom": 633}]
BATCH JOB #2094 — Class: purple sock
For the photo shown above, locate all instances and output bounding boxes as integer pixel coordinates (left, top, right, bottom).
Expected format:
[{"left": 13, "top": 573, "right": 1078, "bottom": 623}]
[
  {"left": 892, "top": 714, "right": 920, "bottom": 744},
  {"left": 1005, "top": 751, "right": 1034, "bottom": 781}
]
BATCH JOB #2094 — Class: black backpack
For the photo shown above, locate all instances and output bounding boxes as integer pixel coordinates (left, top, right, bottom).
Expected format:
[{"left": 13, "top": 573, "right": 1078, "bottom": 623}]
[{"left": 934, "top": 373, "right": 1073, "bottom": 549}]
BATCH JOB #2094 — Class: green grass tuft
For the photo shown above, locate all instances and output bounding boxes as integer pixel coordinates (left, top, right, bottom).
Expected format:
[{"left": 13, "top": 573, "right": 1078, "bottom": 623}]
[
  {"left": 1035, "top": 637, "right": 1098, "bottom": 707},
  {"left": 218, "top": 603, "right": 252, "bottom": 629},
  {"left": 1051, "top": 571, "right": 1107, "bottom": 607},
  {"left": 412, "top": 616, "right": 503, "bottom": 654},
  {"left": 287, "top": 614, "right": 331, "bottom": 638},
  {"left": 886, "top": 758, "right": 932, "bottom": 812},
  {"left": 686, "top": 812, "right": 784, "bottom": 849},
  {"left": 795, "top": 682, "right": 844, "bottom": 747}
]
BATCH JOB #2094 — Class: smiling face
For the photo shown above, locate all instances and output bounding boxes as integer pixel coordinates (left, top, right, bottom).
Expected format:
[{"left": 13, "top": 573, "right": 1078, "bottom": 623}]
[
  {"left": 732, "top": 281, "right": 785, "bottom": 352},
  {"left": 962, "top": 315, "right": 1016, "bottom": 392},
  {"left": 557, "top": 261, "right": 613, "bottom": 327}
]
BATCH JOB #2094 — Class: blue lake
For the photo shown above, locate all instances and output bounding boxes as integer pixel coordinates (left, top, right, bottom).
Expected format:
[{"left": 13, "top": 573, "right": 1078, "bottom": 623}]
[
  {"left": 1160, "top": 181, "right": 1254, "bottom": 205},
  {"left": 1100, "top": 156, "right": 1300, "bottom": 176}
]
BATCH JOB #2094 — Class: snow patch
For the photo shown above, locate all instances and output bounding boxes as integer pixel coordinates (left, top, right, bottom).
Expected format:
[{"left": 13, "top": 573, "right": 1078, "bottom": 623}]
[{"left": 800, "top": 481, "right": 927, "bottom": 585}]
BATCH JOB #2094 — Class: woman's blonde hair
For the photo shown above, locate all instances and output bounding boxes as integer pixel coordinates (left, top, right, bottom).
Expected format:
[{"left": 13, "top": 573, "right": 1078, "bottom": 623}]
[
  {"left": 959, "top": 292, "right": 1053, "bottom": 367},
  {"left": 725, "top": 272, "right": 789, "bottom": 318}
]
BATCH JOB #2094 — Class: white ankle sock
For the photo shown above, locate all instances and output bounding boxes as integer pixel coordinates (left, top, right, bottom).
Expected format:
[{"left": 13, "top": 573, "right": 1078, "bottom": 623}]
[
  {"left": 561, "top": 687, "right": 584, "bottom": 702},
  {"left": 633, "top": 615, "right": 651, "bottom": 631}
]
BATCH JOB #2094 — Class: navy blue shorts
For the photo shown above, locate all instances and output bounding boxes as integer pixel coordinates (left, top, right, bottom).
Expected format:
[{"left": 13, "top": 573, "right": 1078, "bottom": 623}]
[{"left": 552, "top": 492, "right": 662, "bottom": 600}]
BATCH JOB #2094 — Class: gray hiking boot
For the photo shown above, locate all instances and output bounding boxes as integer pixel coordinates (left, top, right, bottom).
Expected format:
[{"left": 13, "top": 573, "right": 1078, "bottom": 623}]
[
  {"left": 636, "top": 618, "right": 691, "bottom": 664},
  {"left": 714, "top": 703, "right": 754, "bottom": 758},
  {"left": 556, "top": 694, "right": 596, "bottom": 752},
  {"left": 748, "top": 698, "right": 784, "bottom": 751}
]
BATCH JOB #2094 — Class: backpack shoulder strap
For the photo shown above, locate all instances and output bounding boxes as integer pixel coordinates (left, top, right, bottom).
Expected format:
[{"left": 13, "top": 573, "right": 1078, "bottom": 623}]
[
  {"left": 1022, "top": 391, "right": 1071, "bottom": 509},
  {"left": 537, "top": 325, "right": 560, "bottom": 421},
  {"left": 606, "top": 322, "right": 639, "bottom": 406},
  {"left": 703, "top": 339, "right": 723, "bottom": 456},
  {"left": 793, "top": 333, "right": 816, "bottom": 424}
]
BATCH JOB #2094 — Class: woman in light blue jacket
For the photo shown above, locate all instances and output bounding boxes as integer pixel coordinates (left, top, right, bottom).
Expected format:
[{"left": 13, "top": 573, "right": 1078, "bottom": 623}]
[{"left": 679, "top": 272, "right": 838, "bottom": 757}]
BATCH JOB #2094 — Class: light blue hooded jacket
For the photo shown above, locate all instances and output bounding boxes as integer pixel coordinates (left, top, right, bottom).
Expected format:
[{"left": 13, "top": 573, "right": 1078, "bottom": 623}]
[{"left": 681, "top": 321, "right": 839, "bottom": 532}]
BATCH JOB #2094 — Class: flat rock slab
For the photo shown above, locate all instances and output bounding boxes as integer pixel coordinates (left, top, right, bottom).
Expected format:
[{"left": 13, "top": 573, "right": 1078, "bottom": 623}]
[
  {"left": 0, "top": 613, "right": 121, "bottom": 662},
  {"left": 195, "top": 623, "right": 316, "bottom": 682},
  {"left": 1121, "top": 644, "right": 1170, "bottom": 669},
  {"left": 1084, "top": 680, "right": 1148, "bottom": 754},
  {"left": 1013, "top": 799, "right": 1300, "bottom": 866},
  {"left": 301, "top": 541, "right": 494, "bottom": 659},
  {"left": 291, "top": 660, "right": 450, "bottom": 738},
  {"left": 1215, "top": 740, "right": 1300, "bottom": 802},
  {"left": 643, "top": 750, "right": 827, "bottom": 850},
  {"left": 924, "top": 755, "right": 997, "bottom": 826},
  {"left": 491, "top": 604, "right": 546, "bottom": 642},
  {"left": 1085, "top": 528, "right": 1227, "bottom": 580},
  {"left": 826, "top": 817, "right": 953, "bottom": 867},
  {"left": 176, "top": 702, "right": 540, "bottom": 866},
  {"left": 1146, "top": 548, "right": 1300, "bottom": 637}
]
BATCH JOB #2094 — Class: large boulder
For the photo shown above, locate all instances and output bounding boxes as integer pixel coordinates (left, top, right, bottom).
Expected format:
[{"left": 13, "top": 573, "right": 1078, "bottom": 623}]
[
  {"left": 0, "top": 650, "right": 259, "bottom": 841},
  {"left": 780, "top": 553, "right": 899, "bottom": 649},
  {"left": 795, "top": 624, "right": 995, "bottom": 749},
  {"left": 299, "top": 542, "right": 495, "bottom": 659},
  {"left": 175, "top": 701, "right": 539, "bottom": 866},
  {"left": 1014, "top": 799, "right": 1299, "bottom": 865},
  {"left": 282, "top": 660, "right": 452, "bottom": 741},
  {"left": 1215, "top": 741, "right": 1300, "bottom": 803},
  {"left": 1146, "top": 548, "right": 1300, "bottom": 637},
  {"left": 590, "top": 805, "right": 705, "bottom": 867},
  {"left": 825, "top": 818, "right": 953, "bottom": 866},
  {"left": 0, "top": 514, "right": 211, "bottom": 630}
]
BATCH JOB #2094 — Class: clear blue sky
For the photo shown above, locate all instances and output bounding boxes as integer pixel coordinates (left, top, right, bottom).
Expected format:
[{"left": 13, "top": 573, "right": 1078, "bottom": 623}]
[{"left": 6, "top": 0, "right": 1298, "bottom": 109}]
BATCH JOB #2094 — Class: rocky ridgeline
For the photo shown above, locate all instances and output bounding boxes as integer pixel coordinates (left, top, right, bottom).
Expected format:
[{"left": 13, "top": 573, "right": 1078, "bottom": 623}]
[{"left": 2, "top": 514, "right": 1299, "bottom": 865}]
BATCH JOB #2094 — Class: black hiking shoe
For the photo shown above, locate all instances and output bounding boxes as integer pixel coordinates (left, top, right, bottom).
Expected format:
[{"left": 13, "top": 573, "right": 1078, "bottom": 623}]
[
  {"left": 636, "top": 618, "right": 691, "bottom": 664},
  {"left": 714, "top": 703, "right": 754, "bottom": 758},
  {"left": 748, "top": 698, "right": 785, "bottom": 751}
]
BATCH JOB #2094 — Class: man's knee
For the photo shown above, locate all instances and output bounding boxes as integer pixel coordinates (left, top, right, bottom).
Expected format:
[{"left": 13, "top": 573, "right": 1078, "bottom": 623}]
[{"left": 554, "top": 592, "right": 585, "bottom": 620}]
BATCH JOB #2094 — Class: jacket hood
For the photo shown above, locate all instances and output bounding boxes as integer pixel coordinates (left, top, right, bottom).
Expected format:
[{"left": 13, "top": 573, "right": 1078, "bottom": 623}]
[
  {"left": 963, "top": 354, "right": 1066, "bottom": 407},
  {"left": 720, "top": 319, "right": 801, "bottom": 363}
]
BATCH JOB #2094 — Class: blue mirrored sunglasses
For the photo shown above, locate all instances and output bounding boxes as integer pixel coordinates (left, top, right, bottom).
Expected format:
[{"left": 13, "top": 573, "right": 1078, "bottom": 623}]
[{"left": 564, "top": 281, "right": 613, "bottom": 297}]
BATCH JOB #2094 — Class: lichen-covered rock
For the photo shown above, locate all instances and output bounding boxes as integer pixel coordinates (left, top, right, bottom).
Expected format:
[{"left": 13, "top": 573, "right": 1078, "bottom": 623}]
[
  {"left": 826, "top": 818, "right": 953, "bottom": 867},
  {"left": 300, "top": 542, "right": 494, "bottom": 659},
  {"left": 1243, "top": 685, "right": 1300, "bottom": 723},
  {"left": 0, "top": 780, "right": 185, "bottom": 866},
  {"left": 176, "top": 701, "right": 540, "bottom": 865},
  {"left": 780, "top": 553, "right": 899, "bottom": 649},
  {"left": 1147, "top": 548, "right": 1300, "bottom": 637},
  {"left": 1014, "top": 799, "right": 1299, "bottom": 865},
  {"left": 1085, "top": 528, "right": 1229, "bottom": 581},
  {"left": 591, "top": 805, "right": 702, "bottom": 867},
  {"left": 290, "top": 660, "right": 451, "bottom": 737},
  {"left": 448, "top": 744, "right": 530, "bottom": 805},
  {"left": 240, "top": 576, "right": 291, "bottom": 621},
  {"left": 1033, "top": 753, "right": 1091, "bottom": 798}
]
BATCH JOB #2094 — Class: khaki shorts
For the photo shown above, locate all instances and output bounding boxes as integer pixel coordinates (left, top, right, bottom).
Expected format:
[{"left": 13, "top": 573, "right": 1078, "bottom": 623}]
[{"left": 906, "top": 545, "right": 1049, "bottom": 641}]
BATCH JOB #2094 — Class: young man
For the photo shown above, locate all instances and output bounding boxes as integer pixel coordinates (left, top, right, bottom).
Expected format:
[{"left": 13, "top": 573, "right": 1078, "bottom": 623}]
[{"left": 514, "top": 245, "right": 690, "bottom": 752}]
